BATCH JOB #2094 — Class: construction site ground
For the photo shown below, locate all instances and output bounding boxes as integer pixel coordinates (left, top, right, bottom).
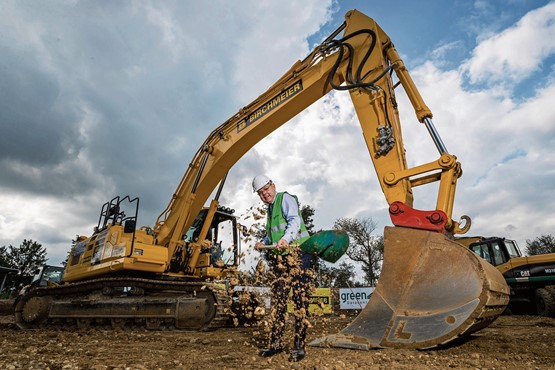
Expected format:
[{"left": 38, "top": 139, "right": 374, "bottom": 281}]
[{"left": 1, "top": 300, "right": 554, "bottom": 370}]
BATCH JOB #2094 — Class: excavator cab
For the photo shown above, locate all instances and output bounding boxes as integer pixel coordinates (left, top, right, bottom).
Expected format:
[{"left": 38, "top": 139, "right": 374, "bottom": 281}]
[
  {"left": 30, "top": 265, "right": 65, "bottom": 287},
  {"left": 184, "top": 206, "right": 240, "bottom": 269}
]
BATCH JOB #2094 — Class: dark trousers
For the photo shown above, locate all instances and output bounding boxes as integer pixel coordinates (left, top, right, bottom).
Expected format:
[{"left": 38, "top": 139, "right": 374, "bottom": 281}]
[{"left": 266, "top": 250, "right": 314, "bottom": 348}]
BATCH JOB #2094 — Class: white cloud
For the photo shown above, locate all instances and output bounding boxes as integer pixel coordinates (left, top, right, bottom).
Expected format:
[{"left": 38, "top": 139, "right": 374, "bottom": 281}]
[
  {"left": 431, "top": 40, "right": 465, "bottom": 63},
  {"left": 238, "top": 91, "right": 383, "bottom": 217},
  {"left": 0, "top": 1, "right": 333, "bottom": 264},
  {"left": 140, "top": 3, "right": 187, "bottom": 63},
  {"left": 400, "top": 19, "right": 555, "bottom": 249},
  {"left": 463, "top": 2, "right": 555, "bottom": 85},
  {"left": 0, "top": 188, "right": 112, "bottom": 265}
]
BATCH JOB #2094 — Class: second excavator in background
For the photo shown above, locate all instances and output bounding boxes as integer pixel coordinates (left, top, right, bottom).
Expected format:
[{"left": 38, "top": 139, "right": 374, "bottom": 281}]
[
  {"left": 15, "top": 9, "right": 509, "bottom": 349},
  {"left": 458, "top": 236, "right": 555, "bottom": 317}
]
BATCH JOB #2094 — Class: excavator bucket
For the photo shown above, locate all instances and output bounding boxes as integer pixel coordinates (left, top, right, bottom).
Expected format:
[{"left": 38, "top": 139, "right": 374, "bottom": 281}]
[{"left": 309, "top": 226, "right": 509, "bottom": 349}]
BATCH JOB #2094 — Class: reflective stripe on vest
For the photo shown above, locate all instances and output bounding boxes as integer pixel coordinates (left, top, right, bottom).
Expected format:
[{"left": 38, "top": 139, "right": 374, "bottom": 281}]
[{"left": 266, "top": 192, "right": 310, "bottom": 247}]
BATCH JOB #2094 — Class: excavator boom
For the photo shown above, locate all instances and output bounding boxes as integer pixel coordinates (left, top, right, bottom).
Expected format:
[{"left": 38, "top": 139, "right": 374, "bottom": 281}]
[{"left": 153, "top": 11, "right": 470, "bottom": 256}]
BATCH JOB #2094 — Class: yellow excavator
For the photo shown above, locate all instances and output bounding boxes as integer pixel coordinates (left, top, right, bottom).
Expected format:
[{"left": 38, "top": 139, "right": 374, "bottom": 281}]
[{"left": 15, "top": 9, "right": 509, "bottom": 349}]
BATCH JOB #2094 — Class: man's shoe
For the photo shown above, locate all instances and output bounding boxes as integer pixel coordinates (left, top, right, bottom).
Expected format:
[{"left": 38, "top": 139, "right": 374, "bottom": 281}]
[
  {"left": 258, "top": 347, "right": 283, "bottom": 357},
  {"left": 288, "top": 347, "right": 305, "bottom": 362}
]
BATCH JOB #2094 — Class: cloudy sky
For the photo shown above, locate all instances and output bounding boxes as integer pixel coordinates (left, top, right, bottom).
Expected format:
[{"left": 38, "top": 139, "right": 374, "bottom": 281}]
[{"left": 1, "top": 0, "right": 554, "bottom": 268}]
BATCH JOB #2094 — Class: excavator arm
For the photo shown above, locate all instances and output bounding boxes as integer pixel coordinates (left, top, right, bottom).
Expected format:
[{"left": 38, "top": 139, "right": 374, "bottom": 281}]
[
  {"left": 154, "top": 10, "right": 466, "bottom": 259},
  {"left": 148, "top": 10, "right": 509, "bottom": 349}
]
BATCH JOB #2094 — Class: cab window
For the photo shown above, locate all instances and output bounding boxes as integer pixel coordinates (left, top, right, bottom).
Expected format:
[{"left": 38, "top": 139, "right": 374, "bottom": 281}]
[
  {"left": 504, "top": 240, "right": 521, "bottom": 258},
  {"left": 471, "top": 244, "right": 493, "bottom": 265},
  {"left": 491, "top": 241, "right": 507, "bottom": 265}
]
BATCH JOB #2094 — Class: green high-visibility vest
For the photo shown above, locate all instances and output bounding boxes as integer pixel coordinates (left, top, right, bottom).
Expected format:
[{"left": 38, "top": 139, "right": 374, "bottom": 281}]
[{"left": 266, "top": 192, "right": 310, "bottom": 249}]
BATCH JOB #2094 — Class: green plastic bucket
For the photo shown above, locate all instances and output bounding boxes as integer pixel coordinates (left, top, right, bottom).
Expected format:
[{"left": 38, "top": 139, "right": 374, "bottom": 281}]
[{"left": 300, "top": 230, "right": 349, "bottom": 263}]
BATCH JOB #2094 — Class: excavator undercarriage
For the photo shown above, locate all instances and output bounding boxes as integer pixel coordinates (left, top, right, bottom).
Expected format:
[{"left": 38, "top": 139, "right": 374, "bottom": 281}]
[{"left": 15, "top": 276, "right": 231, "bottom": 331}]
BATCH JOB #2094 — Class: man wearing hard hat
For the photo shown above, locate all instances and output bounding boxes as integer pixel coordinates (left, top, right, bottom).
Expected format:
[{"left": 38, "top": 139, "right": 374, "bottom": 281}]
[{"left": 252, "top": 175, "right": 314, "bottom": 362}]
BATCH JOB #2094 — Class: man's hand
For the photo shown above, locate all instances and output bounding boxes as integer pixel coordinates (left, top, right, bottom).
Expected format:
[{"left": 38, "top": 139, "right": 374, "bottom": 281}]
[
  {"left": 277, "top": 238, "right": 288, "bottom": 251},
  {"left": 254, "top": 239, "right": 289, "bottom": 252}
]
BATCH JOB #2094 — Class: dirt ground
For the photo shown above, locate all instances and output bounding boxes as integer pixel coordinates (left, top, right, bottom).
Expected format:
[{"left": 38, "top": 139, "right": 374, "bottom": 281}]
[{"left": 1, "top": 300, "right": 555, "bottom": 370}]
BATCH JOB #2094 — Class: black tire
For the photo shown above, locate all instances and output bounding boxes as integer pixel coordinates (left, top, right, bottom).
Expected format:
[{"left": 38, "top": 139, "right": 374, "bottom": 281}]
[
  {"left": 535, "top": 288, "right": 555, "bottom": 317},
  {"left": 507, "top": 301, "right": 533, "bottom": 315}
]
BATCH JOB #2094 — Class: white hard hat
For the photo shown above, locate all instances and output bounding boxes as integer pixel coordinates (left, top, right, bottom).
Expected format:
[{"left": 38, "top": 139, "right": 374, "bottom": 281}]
[{"left": 252, "top": 175, "right": 272, "bottom": 192}]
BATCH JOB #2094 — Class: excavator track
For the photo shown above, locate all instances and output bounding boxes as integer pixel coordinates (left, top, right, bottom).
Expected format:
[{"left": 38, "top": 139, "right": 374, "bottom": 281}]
[{"left": 14, "top": 277, "right": 231, "bottom": 331}]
